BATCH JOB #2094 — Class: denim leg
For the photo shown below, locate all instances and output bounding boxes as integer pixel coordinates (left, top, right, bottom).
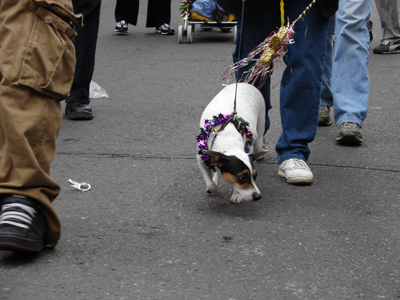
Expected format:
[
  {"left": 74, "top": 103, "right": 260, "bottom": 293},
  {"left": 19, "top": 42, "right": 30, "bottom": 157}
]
[
  {"left": 320, "top": 15, "right": 335, "bottom": 107},
  {"left": 232, "top": 8, "right": 280, "bottom": 135},
  {"left": 276, "top": 1, "right": 330, "bottom": 164},
  {"left": 332, "top": 0, "right": 371, "bottom": 128},
  {"left": 233, "top": 1, "right": 329, "bottom": 163}
]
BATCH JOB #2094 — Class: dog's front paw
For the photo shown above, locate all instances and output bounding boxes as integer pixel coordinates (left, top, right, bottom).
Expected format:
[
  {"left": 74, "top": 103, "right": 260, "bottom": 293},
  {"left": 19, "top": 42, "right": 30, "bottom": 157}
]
[{"left": 230, "top": 191, "right": 243, "bottom": 204}]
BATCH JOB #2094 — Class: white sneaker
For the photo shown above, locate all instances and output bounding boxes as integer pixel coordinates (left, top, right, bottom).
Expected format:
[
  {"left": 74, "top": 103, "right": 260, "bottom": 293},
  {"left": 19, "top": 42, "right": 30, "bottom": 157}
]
[{"left": 278, "top": 158, "right": 313, "bottom": 184}]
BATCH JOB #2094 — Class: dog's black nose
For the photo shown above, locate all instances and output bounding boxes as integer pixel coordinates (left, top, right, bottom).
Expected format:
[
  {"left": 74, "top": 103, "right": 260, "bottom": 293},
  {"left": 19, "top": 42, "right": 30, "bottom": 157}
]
[{"left": 252, "top": 192, "right": 262, "bottom": 201}]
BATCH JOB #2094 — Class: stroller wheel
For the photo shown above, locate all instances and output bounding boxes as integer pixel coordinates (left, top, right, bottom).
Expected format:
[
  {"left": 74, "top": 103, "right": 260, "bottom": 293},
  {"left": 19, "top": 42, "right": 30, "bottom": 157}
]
[
  {"left": 187, "top": 24, "right": 193, "bottom": 43},
  {"left": 178, "top": 25, "right": 183, "bottom": 43}
]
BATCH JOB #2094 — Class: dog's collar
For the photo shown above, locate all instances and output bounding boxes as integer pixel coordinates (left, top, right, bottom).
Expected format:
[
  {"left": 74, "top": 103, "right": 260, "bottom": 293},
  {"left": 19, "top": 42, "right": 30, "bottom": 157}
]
[{"left": 196, "top": 113, "right": 254, "bottom": 171}]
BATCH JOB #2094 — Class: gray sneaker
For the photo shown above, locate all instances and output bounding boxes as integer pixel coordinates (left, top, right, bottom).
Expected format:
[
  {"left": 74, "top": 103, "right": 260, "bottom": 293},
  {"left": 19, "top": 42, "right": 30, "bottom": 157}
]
[
  {"left": 336, "top": 122, "right": 363, "bottom": 144},
  {"left": 318, "top": 105, "right": 331, "bottom": 126}
]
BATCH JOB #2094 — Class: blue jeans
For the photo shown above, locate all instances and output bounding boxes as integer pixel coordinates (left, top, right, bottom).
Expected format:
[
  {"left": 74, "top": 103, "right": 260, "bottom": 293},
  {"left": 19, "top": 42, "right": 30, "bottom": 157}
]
[
  {"left": 321, "top": 0, "right": 371, "bottom": 128},
  {"left": 320, "top": 16, "right": 335, "bottom": 106},
  {"left": 234, "top": 0, "right": 330, "bottom": 164}
]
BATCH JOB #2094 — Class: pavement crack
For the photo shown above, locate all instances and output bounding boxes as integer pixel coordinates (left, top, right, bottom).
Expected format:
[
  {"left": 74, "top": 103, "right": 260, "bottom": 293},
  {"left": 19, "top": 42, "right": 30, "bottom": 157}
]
[{"left": 56, "top": 152, "right": 399, "bottom": 173}]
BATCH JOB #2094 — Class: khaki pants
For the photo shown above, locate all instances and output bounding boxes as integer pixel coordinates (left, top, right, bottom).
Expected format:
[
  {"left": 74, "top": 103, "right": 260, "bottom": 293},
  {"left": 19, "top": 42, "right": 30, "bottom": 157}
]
[{"left": 0, "top": 0, "right": 77, "bottom": 246}]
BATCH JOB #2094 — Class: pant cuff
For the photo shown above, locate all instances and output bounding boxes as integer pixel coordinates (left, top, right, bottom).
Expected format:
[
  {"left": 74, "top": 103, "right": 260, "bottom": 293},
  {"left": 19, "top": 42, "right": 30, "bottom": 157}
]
[{"left": 277, "top": 154, "right": 306, "bottom": 165}]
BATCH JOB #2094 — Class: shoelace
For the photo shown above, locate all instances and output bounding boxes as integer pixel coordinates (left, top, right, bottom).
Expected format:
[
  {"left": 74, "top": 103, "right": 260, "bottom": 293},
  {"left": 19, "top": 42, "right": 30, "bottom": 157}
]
[
  {"left": 0, "top": 203, "right": 36, "bottom": 229},
  {"left": 342, "top": 122, "right": 360, "bottom": 129},
  {"left": 116, "top": 21, "right": 127, "bottom": 30},
  {"left": 319, "top": 105, "right": 329, "bottom": 112},
  {"left": 291, "top": 159, "right": 309, "bottom": 170},
  {"left": 382, "top": 39, "right": 399, "bottom": 46}
]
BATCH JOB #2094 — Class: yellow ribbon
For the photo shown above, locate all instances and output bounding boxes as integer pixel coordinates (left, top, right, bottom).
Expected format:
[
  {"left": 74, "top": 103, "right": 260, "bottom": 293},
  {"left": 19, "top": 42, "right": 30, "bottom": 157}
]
[{"left": 280, "top": 0, "right": 285, "bottom": 26}]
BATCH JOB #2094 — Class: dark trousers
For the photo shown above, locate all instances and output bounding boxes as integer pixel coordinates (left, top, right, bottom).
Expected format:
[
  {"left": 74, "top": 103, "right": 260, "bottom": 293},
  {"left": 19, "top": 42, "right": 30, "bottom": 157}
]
[
  {"left": 67, "top": 0, "right": 101, "bottom": 104},
  {"left": 115, "top": 0, "right": 171, "bottom": 28}
]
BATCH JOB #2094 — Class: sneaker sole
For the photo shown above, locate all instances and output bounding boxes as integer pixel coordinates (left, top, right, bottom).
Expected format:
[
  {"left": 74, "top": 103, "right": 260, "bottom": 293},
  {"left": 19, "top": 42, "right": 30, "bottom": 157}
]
[
  {"left": 278, "top": 170, "right": 313, "bottom": 184},
  {"left": 115, "top": 29, "right": 128, "bottom": 34},
  {"left": 336, "top": 131, "right": 363, "bottom": 144},
  {"left": 0, "top": 236, "right": 44, "bottom": 252},
  {"left": 373, "top": 46, "right": 400, "bottom": 54},
  {"left": 66, "top": 112, "right": 94, "bottom": 120},
  {"left": 374, "top": 49, "right": 400, "bottom": 54},
  {"left": 336, "top": 135, "right": 362, "bottom": 145},
  {"left": 381, "top": 50, "right": 400, "bottom": 54}
]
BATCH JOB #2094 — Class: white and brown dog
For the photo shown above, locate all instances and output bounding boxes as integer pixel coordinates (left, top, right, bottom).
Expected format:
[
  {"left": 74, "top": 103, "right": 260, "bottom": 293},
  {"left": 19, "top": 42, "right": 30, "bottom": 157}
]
[{"left": 197, "top": 83, "right": 267, "bottom": 204}]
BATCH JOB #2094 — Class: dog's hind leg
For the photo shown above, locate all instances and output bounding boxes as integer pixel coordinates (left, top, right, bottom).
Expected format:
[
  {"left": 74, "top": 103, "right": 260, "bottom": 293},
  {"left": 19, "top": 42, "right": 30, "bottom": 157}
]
[{"left": 253, "top": 113, "right": 266, "bottom": 153}]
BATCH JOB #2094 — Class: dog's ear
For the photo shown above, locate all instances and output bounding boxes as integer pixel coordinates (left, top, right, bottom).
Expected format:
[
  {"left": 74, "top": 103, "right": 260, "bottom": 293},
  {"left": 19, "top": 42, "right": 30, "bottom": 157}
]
[
  {"left": 249, "top": 150, "right": 268, "bottom": 162},
  {"left": 203, "top": 150, "right": 231, "bottom": 166}
]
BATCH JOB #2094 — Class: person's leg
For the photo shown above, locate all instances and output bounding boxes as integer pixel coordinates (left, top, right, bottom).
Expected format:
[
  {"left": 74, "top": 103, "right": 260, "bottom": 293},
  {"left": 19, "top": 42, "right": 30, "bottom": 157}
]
[
  {"left": 232, "top": 2, "right": 279, "bottom": 134},
  {"left": 147, "top": 0, "right": 175, "bottom": 34},
  {"left": 276, "top": 0, "right": 330, "bottom": 163},
  {"left": 66, "top": 1, "right": 101, "bottom": 120},
  {"left": 0, "top": 0, "right": 70, "bottom": 250},
  {"left": 375, "top": 0, "right": 400, "bottom": 42},
  {"left": 115, "top": 0, "right": 139, "bottom": 32},
  {"left": 320, "top": 15, "right": 335, "bottom": 107},
  {"left": 333, "top": 0, "right": 370, "bottom": 143},
  {"left": 319, "top": 15, "right": 336, "bottom": 126},
  {"left": 0, "top": 85, "right": 62, "bottom": 250},
  {"left": 373, "top": 0, "right": 400, "bottom": 53}
]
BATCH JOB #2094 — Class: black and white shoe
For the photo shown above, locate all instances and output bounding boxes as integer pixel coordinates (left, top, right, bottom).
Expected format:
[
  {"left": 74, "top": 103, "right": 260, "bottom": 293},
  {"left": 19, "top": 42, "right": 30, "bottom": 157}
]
[
  {"left": 115, "top": 20, "right": 128, "bottom": 34},
  {"left": 0, "top": 195, "right": 47, "bottom": 252},
  {"left": 156, "top": 23, "right": 175, "bottom": 35},
  {"left": 373, "top": 39, "right": 400, "bottom": 54}
]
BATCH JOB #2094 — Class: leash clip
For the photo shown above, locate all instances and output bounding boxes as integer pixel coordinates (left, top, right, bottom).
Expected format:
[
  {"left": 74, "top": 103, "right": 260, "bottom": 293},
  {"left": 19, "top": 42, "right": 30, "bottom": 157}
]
[{"left": 68, "top": 179, "right": 91, "bottom": 192}]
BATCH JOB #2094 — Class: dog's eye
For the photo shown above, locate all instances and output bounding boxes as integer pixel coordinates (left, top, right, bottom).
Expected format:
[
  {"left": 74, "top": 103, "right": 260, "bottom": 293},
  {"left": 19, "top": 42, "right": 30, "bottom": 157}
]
[{"left": 238, "top": 174, "right": 249, "bottom": 183}]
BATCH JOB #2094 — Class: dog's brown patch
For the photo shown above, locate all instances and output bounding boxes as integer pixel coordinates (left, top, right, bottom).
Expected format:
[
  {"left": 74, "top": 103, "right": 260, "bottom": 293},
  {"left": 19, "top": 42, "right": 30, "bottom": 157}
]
[{"left": 222, "top": 170, "right": 253, "bottom": 190}]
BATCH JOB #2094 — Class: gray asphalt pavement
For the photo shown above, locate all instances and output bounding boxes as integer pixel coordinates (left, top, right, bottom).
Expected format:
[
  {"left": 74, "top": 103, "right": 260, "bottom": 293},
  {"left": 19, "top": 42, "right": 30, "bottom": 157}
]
[{"left": 1, "top": 1, "right": 400, "bottom": 299}]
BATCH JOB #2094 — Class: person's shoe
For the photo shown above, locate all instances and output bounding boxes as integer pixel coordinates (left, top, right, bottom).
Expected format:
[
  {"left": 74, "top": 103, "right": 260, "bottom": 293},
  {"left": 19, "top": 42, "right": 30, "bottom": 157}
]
[
  {"left": 373, "top": 39, "right": 400, "bottom": 54},
  {"left": 318, "top": 105, "right": 332, "bottom": 126},
  {"left": 65, "top": 102, "right": 94, "bottom": 120},
  {"left": 115, "top": 20, "right": 128, "bottom": 34},
  {"left": 278, "top": 158, "right": 313, "bottom": 184},
  {"left": 0, "top": 195, "right": 47, "bottom": 252},
  {"left": 156, "top": 23, "right": 175, "bottom": 35},
  {"left": 336, "top": 122, "right": 363, "bottom": 144}
]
